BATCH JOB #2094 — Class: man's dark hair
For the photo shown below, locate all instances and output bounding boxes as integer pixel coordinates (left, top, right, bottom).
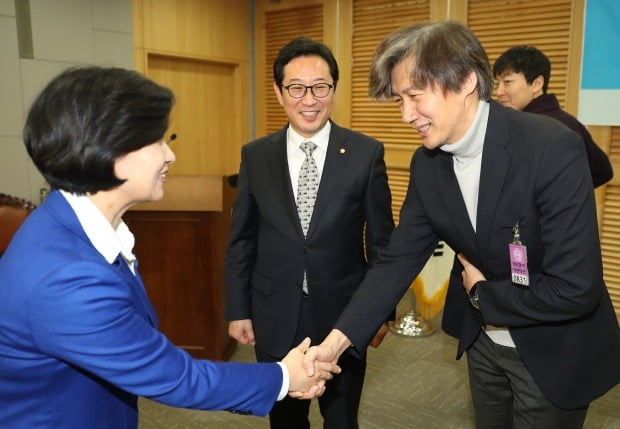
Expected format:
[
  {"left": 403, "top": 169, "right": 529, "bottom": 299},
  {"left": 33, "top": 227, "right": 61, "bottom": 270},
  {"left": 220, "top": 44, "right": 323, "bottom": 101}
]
[
  {"left": 369, "top": 21, "right": 493, "bottom": 101},
  {"left": 273, "top": 37, "right": 339, "bottom": 88},
  {"left": 493, "top": 46, "right": 551, "bottom": 93},
  {"left": 24, "top": 66, "right": 174, "bottom": 194}
]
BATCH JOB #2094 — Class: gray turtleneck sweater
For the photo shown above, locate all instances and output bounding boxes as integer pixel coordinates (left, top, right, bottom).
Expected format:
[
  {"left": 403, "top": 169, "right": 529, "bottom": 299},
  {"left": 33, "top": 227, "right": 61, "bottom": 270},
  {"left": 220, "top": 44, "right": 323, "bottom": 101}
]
[{"left": 440, "top": 100, "right": 516, "bottom": 348}]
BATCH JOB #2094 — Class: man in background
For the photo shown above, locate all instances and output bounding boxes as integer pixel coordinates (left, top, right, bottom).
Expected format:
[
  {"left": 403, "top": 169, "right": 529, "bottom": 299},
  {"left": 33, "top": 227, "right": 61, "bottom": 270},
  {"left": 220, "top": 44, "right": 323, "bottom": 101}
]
[
  {"left": 493, "top": 45, "right": 613, "bottom": 187},
  {"left": 225, "top": 37, "right": 394, "bottom": 429}
]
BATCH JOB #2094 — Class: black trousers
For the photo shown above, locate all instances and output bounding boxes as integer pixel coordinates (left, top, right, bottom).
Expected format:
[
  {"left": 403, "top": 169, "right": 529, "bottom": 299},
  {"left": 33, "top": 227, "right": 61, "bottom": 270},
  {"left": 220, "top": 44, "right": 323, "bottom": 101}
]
[
  {"left": 255, "top": 296, "right": 367, "bottom": 429},
  {"left": 467, "top": 331, "right": 588, "bottom": 429}
]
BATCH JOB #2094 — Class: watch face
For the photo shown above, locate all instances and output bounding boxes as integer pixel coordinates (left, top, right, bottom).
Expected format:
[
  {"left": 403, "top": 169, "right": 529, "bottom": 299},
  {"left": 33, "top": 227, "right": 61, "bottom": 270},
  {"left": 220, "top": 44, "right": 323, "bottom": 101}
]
[
  {"left": 469, "top": 286, "right": 480, "bottom": 309},
  {"left": 469, "top": 297, "right": 480, "bottom": 309}
]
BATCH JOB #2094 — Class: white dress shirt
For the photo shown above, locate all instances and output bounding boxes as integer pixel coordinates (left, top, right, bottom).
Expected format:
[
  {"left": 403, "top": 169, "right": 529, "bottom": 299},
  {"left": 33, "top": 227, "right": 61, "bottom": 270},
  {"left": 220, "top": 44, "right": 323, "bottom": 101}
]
[{"left": 287, "top": 121, "right": 331, "bottom": 200}]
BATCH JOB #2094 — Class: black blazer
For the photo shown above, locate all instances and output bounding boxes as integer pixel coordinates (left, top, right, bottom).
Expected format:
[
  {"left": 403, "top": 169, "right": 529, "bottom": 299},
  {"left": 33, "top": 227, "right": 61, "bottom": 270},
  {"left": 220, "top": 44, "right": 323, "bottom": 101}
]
[
  {"left": 226, "top": 121, "right": 394, "bottom": 357},
  {"left": 335, "top": 101, "right": 620, "bottom": 409},
  {"left": 523, "top": 93, "right": 613, "bottom": 187}
]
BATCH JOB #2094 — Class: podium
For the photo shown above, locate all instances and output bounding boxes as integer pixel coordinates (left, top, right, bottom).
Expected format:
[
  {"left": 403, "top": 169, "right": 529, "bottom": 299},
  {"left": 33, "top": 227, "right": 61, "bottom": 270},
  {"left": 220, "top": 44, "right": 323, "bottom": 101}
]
[{"left": 124, "top": 175, "right": 236, "bottom": 361}]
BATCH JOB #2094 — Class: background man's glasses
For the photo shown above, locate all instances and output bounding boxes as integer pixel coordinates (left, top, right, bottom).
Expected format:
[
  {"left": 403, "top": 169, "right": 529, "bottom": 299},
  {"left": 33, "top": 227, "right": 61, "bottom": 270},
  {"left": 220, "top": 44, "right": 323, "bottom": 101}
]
[{"left": 282, "top": 83, "right": 334, "bottom": 98}]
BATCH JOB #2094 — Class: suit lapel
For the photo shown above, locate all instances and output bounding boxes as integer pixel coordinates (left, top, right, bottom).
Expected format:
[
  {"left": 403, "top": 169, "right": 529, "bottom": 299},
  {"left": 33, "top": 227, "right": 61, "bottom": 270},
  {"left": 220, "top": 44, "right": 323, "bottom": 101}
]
[
  {"left": 436, "top": 102, "right": 511, "bottom": 271},
  {"left": 130, "top": 263, "right": 158, "bottom": 326},
  {"left": 111, "top": 256, "right": 158, "bottom": 326},
  {"left": 436, "top": 151, "right": 478, "bottom": 257},
  {"left": 306, "top": 123, "right": 350, "bottom": 238},
  {"left": 264, "top": 127, "right": 305, "bottom": 237},
  {"left": 475, "top": 103, "right": 511, "bottom": 267}
]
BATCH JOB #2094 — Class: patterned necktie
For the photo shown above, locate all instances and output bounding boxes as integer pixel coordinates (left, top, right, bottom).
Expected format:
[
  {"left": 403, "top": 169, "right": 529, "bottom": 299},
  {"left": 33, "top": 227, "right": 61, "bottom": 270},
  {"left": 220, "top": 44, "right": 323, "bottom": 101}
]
[
  {"left": 297, "top": 141, "right": 318, "bottom": 295},
  {"left": 296, "top": 141, "right": 319, "bottom": 236}
]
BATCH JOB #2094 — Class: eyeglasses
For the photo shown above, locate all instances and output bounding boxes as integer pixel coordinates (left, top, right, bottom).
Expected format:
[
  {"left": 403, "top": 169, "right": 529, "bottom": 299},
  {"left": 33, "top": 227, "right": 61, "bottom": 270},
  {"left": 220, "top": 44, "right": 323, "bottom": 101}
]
[{"left": 281, "top": 83, "right": 334, "bottom": 99}]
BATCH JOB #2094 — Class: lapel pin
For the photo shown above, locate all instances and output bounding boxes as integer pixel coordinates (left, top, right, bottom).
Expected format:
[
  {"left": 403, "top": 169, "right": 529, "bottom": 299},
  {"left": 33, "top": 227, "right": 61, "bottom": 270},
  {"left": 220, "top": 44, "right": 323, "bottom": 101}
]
[{"left": 339, "top": 148, "right": 346, "bottom": 154}]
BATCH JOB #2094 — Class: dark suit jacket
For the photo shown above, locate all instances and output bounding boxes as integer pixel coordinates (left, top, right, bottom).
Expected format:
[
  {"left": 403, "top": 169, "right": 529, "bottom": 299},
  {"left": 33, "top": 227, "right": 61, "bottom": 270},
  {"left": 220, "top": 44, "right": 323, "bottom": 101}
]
[
  {"left": 0, "top": 191, "right": 283, "bottom": 428},
  {"left": 334, "top": 101, "right": 620, "bottom": 409},
  {"left": 226, "top": 121, "right": 394, "bottom": 357},
  {"left": 524, "top": 93, "right": 613, "bottom": 187}
]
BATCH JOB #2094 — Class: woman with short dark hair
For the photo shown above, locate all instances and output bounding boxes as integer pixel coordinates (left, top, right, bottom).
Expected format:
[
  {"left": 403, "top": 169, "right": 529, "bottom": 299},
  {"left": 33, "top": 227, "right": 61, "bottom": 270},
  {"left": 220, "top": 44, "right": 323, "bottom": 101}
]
[{"left": 0, "top": 66, "right": 337, "bottom": 428}]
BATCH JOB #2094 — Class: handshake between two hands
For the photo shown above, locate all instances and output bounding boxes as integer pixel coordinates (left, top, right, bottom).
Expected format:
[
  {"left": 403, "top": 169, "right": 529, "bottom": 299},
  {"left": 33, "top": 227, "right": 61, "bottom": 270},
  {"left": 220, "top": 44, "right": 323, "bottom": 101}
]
[
  {"left": 229, "top": 320, "right": 388, "bottom": 400},
  {"left": 280, "top": 323, "right": 390, "bottom": 399},
  {"left": 280, "top": 337, "right": 340, "bottom": 399}
]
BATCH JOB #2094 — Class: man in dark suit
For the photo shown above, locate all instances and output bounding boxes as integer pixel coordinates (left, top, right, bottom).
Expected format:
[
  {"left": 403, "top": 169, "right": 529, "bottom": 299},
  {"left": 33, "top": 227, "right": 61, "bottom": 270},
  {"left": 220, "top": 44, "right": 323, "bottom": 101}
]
[
  {"left": 304, "top": 21, "right": 620, "bottom": 428},
  {"left": 225, "top": 37, "right": 394, "bottom": 429}
]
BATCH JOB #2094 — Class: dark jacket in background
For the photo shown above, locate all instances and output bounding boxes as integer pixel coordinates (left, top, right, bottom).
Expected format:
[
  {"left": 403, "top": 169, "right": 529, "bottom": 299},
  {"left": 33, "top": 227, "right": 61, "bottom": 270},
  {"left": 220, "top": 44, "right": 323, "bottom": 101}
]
[{"left": 524, "top": 93, "right": 613, "bottom": 187}]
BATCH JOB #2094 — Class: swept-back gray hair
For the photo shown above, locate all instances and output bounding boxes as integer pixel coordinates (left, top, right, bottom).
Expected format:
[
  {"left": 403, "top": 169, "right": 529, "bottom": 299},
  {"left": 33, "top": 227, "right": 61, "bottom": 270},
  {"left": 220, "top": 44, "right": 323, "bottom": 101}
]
[{"left": 369, "top": 21, "right": 493, "bottom": 101}]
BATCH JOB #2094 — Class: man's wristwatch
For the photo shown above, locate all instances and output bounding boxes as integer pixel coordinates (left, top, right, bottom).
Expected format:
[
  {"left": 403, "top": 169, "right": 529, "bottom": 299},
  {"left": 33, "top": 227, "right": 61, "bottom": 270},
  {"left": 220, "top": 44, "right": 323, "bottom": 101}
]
[{"left": 468, "top": 283, "right": 480, "bottom": 309}]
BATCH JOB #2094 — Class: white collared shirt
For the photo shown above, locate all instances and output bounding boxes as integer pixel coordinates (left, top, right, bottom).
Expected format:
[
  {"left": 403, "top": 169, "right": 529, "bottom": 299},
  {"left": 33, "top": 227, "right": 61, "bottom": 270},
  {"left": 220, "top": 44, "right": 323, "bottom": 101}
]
[
  {"left": 287, "top": 121, "right": 331, "bottom": 200},
  {"left": 60, "top": 190, "right": 137, "bottom": 274}
]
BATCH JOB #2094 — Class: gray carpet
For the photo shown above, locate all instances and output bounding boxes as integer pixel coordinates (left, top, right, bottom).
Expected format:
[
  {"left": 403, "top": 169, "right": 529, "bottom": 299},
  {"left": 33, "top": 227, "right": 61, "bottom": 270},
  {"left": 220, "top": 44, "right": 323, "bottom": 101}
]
[{"left": 138, "top": 312, "right": 620, "bottom": 428}]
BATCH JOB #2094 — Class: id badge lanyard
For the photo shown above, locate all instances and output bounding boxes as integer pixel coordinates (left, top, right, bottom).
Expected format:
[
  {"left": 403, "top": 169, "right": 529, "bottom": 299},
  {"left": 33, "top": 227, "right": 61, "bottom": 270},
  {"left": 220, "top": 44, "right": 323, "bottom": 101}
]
[{"left": 509, "top": 222, "right": 529, "bottom": 286}]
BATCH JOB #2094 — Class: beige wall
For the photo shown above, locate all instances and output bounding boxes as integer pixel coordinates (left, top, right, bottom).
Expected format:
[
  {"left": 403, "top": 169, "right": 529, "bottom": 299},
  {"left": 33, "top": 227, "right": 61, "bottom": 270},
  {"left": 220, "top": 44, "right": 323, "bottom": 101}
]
[
  {"left": 0, "top": 0, "right": 133, "bottom": 203},
  {"left": 132, "top": 0, "right": 251, "bottom": 177}
]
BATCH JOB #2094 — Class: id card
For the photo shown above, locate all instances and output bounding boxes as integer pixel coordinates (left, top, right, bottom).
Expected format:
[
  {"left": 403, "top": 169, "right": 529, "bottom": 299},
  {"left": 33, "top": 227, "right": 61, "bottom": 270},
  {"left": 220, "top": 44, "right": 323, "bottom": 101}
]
[{"left": 509, "top": 243, "right": 529, "bottom": 286}]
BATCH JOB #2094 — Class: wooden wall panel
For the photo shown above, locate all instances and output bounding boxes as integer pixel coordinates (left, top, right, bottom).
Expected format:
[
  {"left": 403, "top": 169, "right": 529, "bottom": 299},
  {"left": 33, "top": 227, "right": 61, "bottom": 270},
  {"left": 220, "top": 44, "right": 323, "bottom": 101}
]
[
  {"left": 133, "top": 0, "right": 250, "bottom": 176},
  {"left": 468, "top": 0, "right": 574, "bottom": 110},
  {"left": 147, "top": 54, "right": 244, "bottom": 175},
  {"left": 351, "top": 0, "right": 430, "bottom": 171},
  {"left": 140, "top": 0, "right": 249, "bottom": 61},
  {"left": 599, "top": 127, "right": 620, "bottom": 317}
]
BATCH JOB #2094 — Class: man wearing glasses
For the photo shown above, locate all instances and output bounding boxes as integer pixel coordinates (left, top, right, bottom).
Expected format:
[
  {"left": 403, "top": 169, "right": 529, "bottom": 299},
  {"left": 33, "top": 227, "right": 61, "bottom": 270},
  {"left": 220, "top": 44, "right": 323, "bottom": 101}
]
[{"left": 225, "top": 37, "right": 394, "bottom": 429}]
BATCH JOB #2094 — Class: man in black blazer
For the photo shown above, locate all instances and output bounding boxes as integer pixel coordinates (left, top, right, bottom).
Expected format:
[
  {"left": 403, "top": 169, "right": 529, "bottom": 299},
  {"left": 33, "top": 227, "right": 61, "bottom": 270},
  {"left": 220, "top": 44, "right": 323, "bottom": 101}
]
[
  {"left": 225, "top": 37, "right": 394, "bottom": 429},
  {"left": 304, "top": 21, "right": 620, "bottom": 428}
]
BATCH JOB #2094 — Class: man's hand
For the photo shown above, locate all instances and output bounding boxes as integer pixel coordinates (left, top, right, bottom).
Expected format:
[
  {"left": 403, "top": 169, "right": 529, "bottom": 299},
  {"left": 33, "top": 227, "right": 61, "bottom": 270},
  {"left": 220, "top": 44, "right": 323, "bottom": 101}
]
[
  {"left": 302, "top": 329, "right": 351, "bottom": 377},
  {"left": 369, "top": 322, "right": 389, "bottom": 348},
  {"left": 457, "top": 253, "right": 486, "bottom": 293},
  {"left": 228, "top": 319, "right": 255, "bottom": 345},
  {"left": 282, "top": 338, "right": 341, "bottom": 399}
]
